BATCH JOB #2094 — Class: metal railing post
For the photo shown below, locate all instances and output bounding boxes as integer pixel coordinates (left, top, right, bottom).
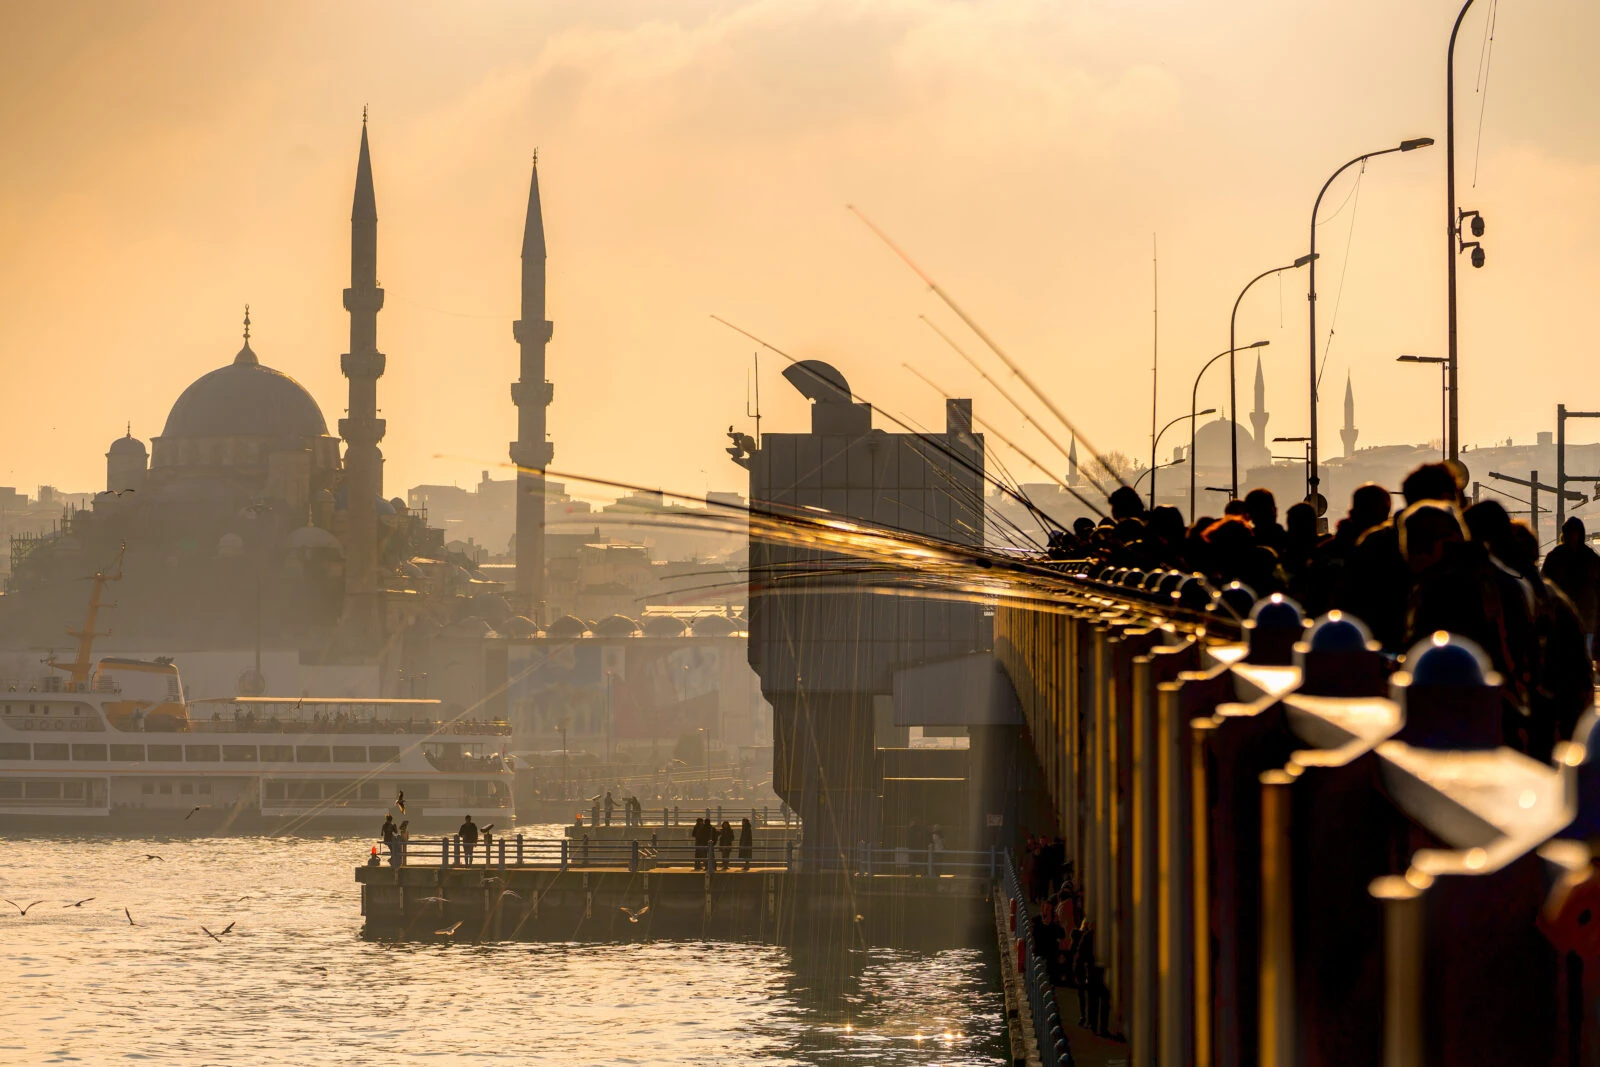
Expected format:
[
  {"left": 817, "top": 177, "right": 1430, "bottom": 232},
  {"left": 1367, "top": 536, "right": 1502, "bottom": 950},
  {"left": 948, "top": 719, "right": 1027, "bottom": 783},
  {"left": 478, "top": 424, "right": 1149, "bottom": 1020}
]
[
  {"left": 440, "top": 837, "right": 448, "bottom": 867},
  {"left": 560, "top": 838, "right": 569, "bottom": 872},
  {"left": 786, "top": 841, "right": 794, "bottom": 871},
  {"left": 630, "top": 840, "right": 639, "bottom": 873},
  {"left": 453, "top": 835, "right": 461, "bottom": 866},
  {"left": 516, "top": 833, "right": 524, "bottom": 866},
  {"left": 498, "top": 838, "right": 506, "bottom": 869},
  {"left": 926, "top": 845, "right": 934, "bottom": 877}
]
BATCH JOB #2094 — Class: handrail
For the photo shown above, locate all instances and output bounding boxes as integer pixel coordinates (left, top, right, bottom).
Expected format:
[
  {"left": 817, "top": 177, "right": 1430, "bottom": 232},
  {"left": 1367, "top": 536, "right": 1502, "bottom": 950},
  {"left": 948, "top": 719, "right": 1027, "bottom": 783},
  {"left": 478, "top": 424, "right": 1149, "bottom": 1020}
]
[{"left": 1001, "top": 848, "right": 1073, "bottom": 1067}]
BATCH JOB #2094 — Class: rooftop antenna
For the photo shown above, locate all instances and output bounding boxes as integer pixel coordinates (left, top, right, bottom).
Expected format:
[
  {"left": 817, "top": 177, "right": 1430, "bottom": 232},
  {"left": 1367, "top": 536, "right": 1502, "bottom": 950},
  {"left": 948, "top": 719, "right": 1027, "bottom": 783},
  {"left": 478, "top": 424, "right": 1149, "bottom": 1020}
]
[{"left": 745, "top": 350, "right": 762, "bottom": 448}]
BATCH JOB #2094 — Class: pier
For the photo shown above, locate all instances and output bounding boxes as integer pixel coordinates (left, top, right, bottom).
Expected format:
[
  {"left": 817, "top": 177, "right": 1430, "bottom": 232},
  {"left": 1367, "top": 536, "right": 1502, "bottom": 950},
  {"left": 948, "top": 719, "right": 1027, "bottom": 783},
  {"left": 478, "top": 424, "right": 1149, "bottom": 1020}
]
[{"left": 356, "top": 836, "right": 998, "bottom": 943}]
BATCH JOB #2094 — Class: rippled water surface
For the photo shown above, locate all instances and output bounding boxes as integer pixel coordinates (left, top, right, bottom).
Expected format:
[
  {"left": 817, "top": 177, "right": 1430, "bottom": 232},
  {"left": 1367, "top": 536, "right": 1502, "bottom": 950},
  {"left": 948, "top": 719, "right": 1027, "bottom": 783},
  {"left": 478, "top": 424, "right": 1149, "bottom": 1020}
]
[{"left": 1, "top": 829, "right": 1005, "bottom": 1065}]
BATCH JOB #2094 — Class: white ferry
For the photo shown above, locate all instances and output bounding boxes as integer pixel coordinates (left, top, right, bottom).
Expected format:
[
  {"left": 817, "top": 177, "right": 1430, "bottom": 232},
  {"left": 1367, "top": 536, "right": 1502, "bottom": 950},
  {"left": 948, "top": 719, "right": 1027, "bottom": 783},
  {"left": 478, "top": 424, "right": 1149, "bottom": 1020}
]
[{"left": 0, "top": 560, "right": 514, "bottom": 833}]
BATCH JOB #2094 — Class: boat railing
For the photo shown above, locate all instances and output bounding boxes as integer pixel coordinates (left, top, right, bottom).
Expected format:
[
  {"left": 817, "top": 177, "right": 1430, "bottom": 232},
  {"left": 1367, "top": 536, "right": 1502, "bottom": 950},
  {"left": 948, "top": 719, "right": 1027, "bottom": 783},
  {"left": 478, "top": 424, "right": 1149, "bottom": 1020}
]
[{"left": 170, "top": 718, "right": 513, "bottom": 737}]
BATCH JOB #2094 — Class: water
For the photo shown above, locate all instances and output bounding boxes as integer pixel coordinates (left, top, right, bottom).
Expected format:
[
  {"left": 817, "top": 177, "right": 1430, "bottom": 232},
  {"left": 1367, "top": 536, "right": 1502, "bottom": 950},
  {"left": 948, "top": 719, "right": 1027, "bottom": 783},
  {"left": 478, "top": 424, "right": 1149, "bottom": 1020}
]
[{"left": 0, "top": 828, "right": 1006, "bottom": 1065}]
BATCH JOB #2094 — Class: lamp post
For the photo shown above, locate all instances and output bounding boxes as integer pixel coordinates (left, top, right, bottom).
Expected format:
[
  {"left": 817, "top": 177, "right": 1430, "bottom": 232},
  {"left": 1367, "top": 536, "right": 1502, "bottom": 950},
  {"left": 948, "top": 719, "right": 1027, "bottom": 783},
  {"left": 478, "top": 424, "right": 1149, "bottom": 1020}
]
[
  {"left": 1148, "top": 408, "right": 1216, "bottom": 508},
  {"left": 1396, "top": 355, "right": 1448, "bottom": 458},
  {"left": 1446, "top": 0, "right": 1486, "bottom": 462},
  {"left": 1273, "top": 436, "right": 1313, "bottom": 501},
  {"left": 1193, "top": 343, "right": 1269, "bottom": 521},
  {"left": 1229, "top": 254, "right": 1317, "bottom": 497},
  {"left": 1307, "top": 138, "right": 1435, "bottom": 506},
  {"left": 1135, "top": 458, "right": 1187, "bottom": 496}
]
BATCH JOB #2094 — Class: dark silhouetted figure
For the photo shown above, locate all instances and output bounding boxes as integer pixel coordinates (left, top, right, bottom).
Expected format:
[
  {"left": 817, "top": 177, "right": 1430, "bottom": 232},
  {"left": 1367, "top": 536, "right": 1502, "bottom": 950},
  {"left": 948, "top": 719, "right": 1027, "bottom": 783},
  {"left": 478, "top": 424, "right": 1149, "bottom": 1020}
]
[
  {"left": 459, "top": 814, "right": 479, "bottom": 865},
  {"left": 1543, "top": 517, "right": 1600, "bottom": 653},
  {"left": 738, "top": 817, "right": 754, "bottom": 870},
  {"left": 603, "top": 791, "right": 615, "bottom": 827},
  {"left": 692, "top": 817, "right": 712, "bottom": 870},
  {"left": 718, "top": 820, "right": 734, "bottom": 869}
]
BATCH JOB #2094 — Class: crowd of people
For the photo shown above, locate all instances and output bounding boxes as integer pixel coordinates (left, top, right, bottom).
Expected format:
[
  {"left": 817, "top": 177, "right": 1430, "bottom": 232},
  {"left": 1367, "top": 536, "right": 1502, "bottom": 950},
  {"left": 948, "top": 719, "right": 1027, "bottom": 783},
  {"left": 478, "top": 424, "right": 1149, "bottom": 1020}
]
[
  {"left": 1020, "top": 834, "right": 1108, "bottom": 1037},
  {"left": 1044, "top": 462, "right": 1600, "bottom": 762}
]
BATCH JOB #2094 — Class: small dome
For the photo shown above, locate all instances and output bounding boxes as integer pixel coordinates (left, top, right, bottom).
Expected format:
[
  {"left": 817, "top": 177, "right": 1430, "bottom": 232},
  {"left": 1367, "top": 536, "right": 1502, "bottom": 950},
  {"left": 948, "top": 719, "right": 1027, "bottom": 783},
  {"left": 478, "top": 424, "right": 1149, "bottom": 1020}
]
[
  {"left": 1191, "top": 418, "right": 1267, "bottom": 470},
  {"left": 108, "top": 432, "right": 147, "bottom": 456},
  {"left": 375, "top": 497, "right": 396, "bottom": 516},
  {"left": 470, "top": 593, "right": 512, "bottom": 626},
  {"left": 388, "top": 497, "right": 406, "bottom": 513},
  {"left": 161, "top": 341, "right": 328, "bottom": 441},
  {"left": 642, "top": 616, "right": 688, "bottom": 637},
  {"left": 503, "top": 615, "right": 538, "bottom": 638},
  {"left": 447, "top": 616, "right": 497, "bottom": 639},
  {"left": 546, "top": 615, "right": 590, "bottom": 639},
  {"left": 287, "top": 525, "right": 342, "bottom": 552},
  {"left": 689, "top": 615, "right": 737, "bottom": 637},
  {"left": 399, "top": 561, "right": 424, "bottom": 579},
  {"left": 594, "top": 614, "right": 641, "bottom": 637}
]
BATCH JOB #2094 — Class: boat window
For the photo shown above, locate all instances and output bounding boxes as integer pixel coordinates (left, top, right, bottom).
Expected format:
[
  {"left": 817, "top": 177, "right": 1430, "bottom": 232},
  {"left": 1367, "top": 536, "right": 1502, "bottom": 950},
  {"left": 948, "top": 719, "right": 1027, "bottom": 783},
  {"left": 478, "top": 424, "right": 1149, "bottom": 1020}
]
[
  {"left": 322, "top": 781, "right": 357, "bottom": 799},
  {"left": 0, "top": 743, "right": 29, "bottom": 760},
  {"left": 295, "top": 746, "right": 331, "bottom": 763},
  {"left": 360, "top": 782, "right": 379, "bottom": 800},
  {"left": 0, "top": 781, "right": 20, "bottom": 798},
  {"left": 62, "top": 781, "right": 85, "bottom": 799},
  {"left": 147, "top": 744, "right": 183, "bottom": 761},
  {"left": 34, "top": 743, "right": 68, "bottom": 760},
  {"left": 222, "top": 745, "right": 258, "bottom": 762},
  {"left": 181, "top": 783, "right": 193, "bottom": 795},
  {"left": 260, "top": 745, "right": 294, "bottom": 762},
  {"left": 199, "top": 783, "right": 212, "bottom": 795},
  {"left": 185, "top": 745, "right": 220, "bottom": 762},
  {"left": 158, "top": 782, "right": 172, "bottom": 795},
  {"left": 140, "top": 783, "right": 154, "bottom": 794},
  {"left": 331, "top": 746, "right": 366, "bottom": 763},
  {"left": 110, "top": 745, "right": 145, "bottom": 761},
  {"left": 369, "top": 745, "right": 400, "bottom": 762},
  {"left": 71, "top": 744, "right": 107, "bottom": 761},
  {"left": 24, "top": 781, "right": 60, "bottom": 799},
  {"left": 263, "top": 781, "right": 285, "bottom": 800}
]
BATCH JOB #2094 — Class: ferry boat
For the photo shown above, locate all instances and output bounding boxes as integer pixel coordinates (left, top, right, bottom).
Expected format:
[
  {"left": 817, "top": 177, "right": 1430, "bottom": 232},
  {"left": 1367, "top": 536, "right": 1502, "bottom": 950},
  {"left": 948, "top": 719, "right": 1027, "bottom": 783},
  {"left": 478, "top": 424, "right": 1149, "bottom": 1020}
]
[{"left": 0, "top": 555, "right": 514, "bottom": 833}]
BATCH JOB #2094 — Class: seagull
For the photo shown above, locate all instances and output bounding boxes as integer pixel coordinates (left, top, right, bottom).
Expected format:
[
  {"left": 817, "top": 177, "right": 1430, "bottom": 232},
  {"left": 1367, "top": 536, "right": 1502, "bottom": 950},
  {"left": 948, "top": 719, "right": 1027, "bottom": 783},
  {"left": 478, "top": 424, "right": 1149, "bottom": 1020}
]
[
  {"left": 124, "top": 908, "right": 138, "bottom": 926},
  {"left": 495, "top": 889, "right": 522, "bottom": 905},
  {"left": 416, "top": 896, "right": 448, "bottom": 907},
  {"left": 96, "top": 488, "right": 135, "bottom": 497},
  {"left": 619, "top": 905, "right": 650, "bottom": 924},
  {"left": 219, "top": 921, "right": 235, "bottom": 935},
  {"left": 201, "top": 926, "right": 225, "bottom": 943},
  {"left": 133, "top": 854, "right": 164, "bottom": 862},
  {"left": 63, "top": 898, "right": 95, "bottom": 908},
  {"left": 185, "top": 807, "right": 202, "bottom": 820},
  {"left": 396, "top": 790, "right": 405, "bottom": 814},
  {"left": 5, "top": 899, "right": 45, "bottom": 916},
  {"left": 435, "top": 920, "right": 462, "bottom": 937}
]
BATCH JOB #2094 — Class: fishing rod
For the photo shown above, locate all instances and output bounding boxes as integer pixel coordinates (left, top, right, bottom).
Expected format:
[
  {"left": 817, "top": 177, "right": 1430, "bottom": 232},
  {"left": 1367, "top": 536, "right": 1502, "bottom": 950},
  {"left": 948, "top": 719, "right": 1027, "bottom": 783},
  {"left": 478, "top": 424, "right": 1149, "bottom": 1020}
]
[{"left": 848, "top": 204, "right": 1132, "bottom": 495}]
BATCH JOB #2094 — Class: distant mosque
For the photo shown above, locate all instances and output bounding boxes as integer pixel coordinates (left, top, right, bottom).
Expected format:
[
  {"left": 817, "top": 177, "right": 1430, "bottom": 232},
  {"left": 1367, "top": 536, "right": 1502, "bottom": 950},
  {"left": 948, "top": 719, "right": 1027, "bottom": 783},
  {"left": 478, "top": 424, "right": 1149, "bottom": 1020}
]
[
  {"left": 5, "top": 116, "right": 554, "bottom": 657},
  {"left": 1185, "top": 354, "right": 1361, "bottom": 474}
]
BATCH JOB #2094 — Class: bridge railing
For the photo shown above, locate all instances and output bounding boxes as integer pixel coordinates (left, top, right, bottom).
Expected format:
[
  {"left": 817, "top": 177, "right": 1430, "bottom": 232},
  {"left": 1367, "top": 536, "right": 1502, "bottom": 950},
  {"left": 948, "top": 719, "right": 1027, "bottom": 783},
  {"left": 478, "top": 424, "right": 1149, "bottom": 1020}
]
[
  {"left": 1000, "top": 848, "right": 1072, "bottom": 1067},
  {"left": 995, "top": 569, "right": 1600, "bottom": 1067}
]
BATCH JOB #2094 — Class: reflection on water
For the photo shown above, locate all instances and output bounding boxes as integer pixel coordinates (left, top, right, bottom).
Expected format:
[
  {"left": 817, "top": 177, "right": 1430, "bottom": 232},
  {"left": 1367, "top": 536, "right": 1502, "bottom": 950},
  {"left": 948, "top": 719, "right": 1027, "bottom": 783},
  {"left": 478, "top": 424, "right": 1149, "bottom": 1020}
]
[{"left": 0, "top": 829, "right": 1005, "bottom": 1065}]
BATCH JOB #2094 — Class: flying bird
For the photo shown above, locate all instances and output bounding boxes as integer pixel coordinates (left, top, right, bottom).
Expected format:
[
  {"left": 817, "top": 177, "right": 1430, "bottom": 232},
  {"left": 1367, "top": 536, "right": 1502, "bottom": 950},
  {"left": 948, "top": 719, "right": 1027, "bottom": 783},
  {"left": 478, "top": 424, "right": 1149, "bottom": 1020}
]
[
  {"left": 63, "top": 898, "right": 95, "bottom": 908},
  {"left": 96, "top": 488, "right": 135, "bottom": 497},
  {"left": 134, "top": 854, "right": 164, "bottom": 862},
  {"left": 416, "top": 895, "right": 448, "bottom": 907},
  {"left": 395, "top": 790, "right": 405, "bottom": 814},
  {"left": 185, "top": 807, "right": 203, "bottom": 820},
  {"left": 619, "top": 905, "right": 650, "bottom": 924},
  {"left": 5, "top": 899, "right": 45, "bottom": 916},
  {"left": 124, "top": 908, "right": 138, "bottom": 926},
  {"left": 435, "top": 921, "right": 463, "bottom": 937},
  {"left": 219, "top": 921, "right": 236, "bottom": 935},
  {"left": 201, "top": 926, "right": 225, "bottom": 943}
]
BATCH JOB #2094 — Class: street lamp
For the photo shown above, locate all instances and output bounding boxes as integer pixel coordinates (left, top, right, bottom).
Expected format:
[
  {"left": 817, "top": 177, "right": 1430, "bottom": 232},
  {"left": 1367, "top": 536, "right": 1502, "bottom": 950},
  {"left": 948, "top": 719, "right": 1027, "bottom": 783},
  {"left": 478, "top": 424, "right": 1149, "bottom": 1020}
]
[
  {"left": 1446, "top": 0, "right": 1488, "bottom": 463},
  {"left": 1148, "top": 408, "right": 1216, "bottom": 508},
  {"left": 1193, "top": 342, "right": 1269, "bottom": 521},
  {"left": 1273, "top": 436, "right": 1313, "bottom": 501},
  {"left": 1229, "top": 253, "right": 1317, "bottom": 498},
  {"left": 1135, "top": 458, "right": 1186, "bottom": 494},
  {"left": 1307, "top": 137, "right": 1435, "bottom": 507},
  {"left": 1396, "top": 355, "right": 1448, "bottom": 458}
]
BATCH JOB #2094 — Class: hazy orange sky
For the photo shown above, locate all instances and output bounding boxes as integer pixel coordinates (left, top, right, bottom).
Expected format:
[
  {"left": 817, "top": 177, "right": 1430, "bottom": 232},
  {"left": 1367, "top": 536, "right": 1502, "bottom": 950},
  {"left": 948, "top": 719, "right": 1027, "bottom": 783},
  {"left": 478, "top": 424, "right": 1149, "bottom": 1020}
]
[{"left": 1, "top": 0, "right": 1596, "bottom": 502}]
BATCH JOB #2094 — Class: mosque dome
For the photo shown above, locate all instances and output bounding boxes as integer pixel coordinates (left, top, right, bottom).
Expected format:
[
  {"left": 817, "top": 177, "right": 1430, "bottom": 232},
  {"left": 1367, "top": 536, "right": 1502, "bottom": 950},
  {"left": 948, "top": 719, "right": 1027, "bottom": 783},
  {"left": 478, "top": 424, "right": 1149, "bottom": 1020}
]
[
  {"left": 108, "top": 432, "right": 147, "bottom": 456},
  {"left": 161, "top": 340, "right": 328, "bottom": 441},
  {"left": 1190, "top": 418, "right": 1267, "bottom": 471},
  {"left": 287, "top": 524, "right": 343, "bottom": 552}
]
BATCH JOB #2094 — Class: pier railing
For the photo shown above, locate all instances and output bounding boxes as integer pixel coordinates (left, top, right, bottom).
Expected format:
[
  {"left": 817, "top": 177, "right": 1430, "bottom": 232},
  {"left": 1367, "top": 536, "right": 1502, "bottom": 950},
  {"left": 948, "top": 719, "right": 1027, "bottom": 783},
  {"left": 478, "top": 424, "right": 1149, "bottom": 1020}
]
[
  {"left": 568, "top": 804, "right": 797, "bottom": 830},
  {"left": 1000, "top": 848, "right": 1071, "bottom": 1067}
]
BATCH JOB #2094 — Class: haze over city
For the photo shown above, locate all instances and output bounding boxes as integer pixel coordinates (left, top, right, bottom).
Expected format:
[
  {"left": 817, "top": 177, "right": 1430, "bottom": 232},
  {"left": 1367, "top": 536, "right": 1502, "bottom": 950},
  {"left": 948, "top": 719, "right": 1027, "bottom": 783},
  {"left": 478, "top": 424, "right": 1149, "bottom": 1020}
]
[{"left": 3, "top": 0, "right": 1598, "bottom": 499}]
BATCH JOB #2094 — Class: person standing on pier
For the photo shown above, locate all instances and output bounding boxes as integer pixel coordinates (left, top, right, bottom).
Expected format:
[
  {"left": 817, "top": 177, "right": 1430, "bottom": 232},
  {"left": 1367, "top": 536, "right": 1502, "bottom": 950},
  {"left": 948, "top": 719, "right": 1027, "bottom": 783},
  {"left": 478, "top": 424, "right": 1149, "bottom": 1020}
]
[
  {"left": 691, "top": 817, "right": 711, "bottom": 870},
  {"left": 718, "top": 820, "right": 734, "bottom": 869},
  {"left": 380, "top": 814, "right": 396, "bottom": 857},
  {"left": 604, "top": 791, "right": 615, "bottom": 827},
  {"left": 738, "top": 817, "right": 753, "bottom": 870},
  {"left": 459, "top": 814, "right": 480, "bottom": 865},
  {"left": 1544, "top": 517, "right": 1600, "bottom": 655}
]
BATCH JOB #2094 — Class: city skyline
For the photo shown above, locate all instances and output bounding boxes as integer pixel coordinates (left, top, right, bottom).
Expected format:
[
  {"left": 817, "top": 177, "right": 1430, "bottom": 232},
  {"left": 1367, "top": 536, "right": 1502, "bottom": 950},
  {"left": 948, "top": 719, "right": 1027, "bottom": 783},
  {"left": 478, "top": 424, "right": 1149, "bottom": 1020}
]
[{"left": 2, "top": 0, "right": 1598, "bottom": 502}]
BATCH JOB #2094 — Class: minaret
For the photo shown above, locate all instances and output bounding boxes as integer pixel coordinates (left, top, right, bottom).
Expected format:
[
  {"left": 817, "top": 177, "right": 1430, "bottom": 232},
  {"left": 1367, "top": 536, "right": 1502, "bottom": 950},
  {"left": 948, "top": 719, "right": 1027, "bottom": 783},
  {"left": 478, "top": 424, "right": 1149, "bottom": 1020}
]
[
  {"left": 1067, "top": 436, "right": 1079, "bottom": 486},
  {"left": 1248, "top": 353, "right": 1270, "bottom": 453},
  {"left": 510, "top": 153, "right": 553, "bottom": 620},
  {"left": 339, "top": 110, "right": 386, "bottom": 644},
  {"left": 1341, "top": 373, "right": 1359, "bottom": 459}
]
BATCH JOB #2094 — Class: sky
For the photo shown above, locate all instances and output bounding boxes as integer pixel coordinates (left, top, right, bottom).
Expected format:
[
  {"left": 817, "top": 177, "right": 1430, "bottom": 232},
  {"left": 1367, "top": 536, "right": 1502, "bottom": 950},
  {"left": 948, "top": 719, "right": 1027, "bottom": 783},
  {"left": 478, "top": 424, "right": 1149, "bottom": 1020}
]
[{"left": 1, "top": 0, "right": 1596, "bottom": 503}]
